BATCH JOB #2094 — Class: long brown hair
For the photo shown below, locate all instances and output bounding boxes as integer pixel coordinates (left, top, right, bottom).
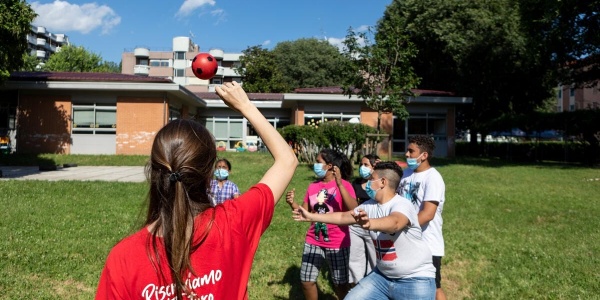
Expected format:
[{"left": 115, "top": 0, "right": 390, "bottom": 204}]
[{"left": 144, "top": 119, "right": 217, "bottom": 298}]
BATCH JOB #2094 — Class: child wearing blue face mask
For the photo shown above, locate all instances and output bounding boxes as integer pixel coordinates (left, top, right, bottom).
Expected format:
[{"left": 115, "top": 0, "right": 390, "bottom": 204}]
[
  {"left": 209, "top": 158, "right": 241, "bottom": 205},
  {"left": 397, "top": 135, "right": 447, "bottom": 300},
  {"left": 348, "top": 154, "right": 380, "bottom": 286},
  {"left": 293, "top": 161, "right": 436, "bottom": 300},
  {"left": 285, "top": 148, "right": 356, "bottom": 300}
]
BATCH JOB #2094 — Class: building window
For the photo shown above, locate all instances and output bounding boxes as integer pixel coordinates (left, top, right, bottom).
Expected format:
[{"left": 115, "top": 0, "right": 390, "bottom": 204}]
[
  {"left": 392, "top": 113, "right": 446, "bottom": 153},
  {"left": 569, "top": 104, "right": 575, "bottom": 111},
  {"left": 169, "top": 107, "right": 181, "bottom": 121},
  {"left": 174, "top": 69, "right": 184, "bottom": 77},
  {"left": 0, "top": 103, "right": 16, "bottom": 130},
  {"left": 136, "top": 58, "right": 148, "bottom": 65},
  {"left": 150, "top": 59, "right": 170, "bottom": 67},
  {"left": 201, "top": 117, "right": 289, "bottom": 150},
  {"left": 202, "top": 117, "right": 243, "bottom": 149},
  {"left": 304, "top": 112, "right": 360, "bottom": 124},
  {"left": 557, "top": 88, "right": 562, "bottom": 99},
  {"left": 174, "top": 52, "right": 185, "bottom": 60},
  {"left": 72, "top": 103, "right": 116, "bottom": 134},
  {"left": 570, "top": 88, "right": 575, "bottom": 97}
]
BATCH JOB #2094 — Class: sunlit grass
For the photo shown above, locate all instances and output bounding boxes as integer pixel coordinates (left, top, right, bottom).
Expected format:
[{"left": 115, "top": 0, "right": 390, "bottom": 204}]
[{"left": 0, "top": 153, "right": 598, "bottom": 299}]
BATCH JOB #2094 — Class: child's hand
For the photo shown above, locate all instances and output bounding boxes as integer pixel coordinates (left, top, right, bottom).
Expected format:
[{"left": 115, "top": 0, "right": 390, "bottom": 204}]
[
  {"left": 292, "top": 207, "right": 312, "bottom": 222},
  {"left": 215, "top": 81, "right": 252, "bottom": 112},
  {"left": 332, "top": 166, "right": 343, "bottom": 185},
  {"left": 352, "top": 208, "right": 370, "bottom": 229},
  {"left": 286, "top": 188, "right": 295, "bottom": 205}
]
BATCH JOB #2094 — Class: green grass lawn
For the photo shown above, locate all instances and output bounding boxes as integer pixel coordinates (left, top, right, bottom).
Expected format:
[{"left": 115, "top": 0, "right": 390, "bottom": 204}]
[{"left": 1, "top": 153, "right": 599, "bottom": 299}]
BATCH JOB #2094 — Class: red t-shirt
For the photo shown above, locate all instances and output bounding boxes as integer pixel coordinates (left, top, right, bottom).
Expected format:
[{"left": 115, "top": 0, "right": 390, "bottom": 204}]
[{"left": 95, "top": 183, "right": 274, "bottom": 300}]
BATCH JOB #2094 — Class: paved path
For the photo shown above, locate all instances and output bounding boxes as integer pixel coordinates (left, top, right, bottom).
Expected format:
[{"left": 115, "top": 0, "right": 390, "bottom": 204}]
[{"left": 0, "top": 166, "right": 146, "bottom": 182}]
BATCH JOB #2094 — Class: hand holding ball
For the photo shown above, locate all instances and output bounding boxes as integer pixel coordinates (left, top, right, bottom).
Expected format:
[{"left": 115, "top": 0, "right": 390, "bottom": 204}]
[{"left": 191, "top": 53, "right": 218, "bottom": 80}]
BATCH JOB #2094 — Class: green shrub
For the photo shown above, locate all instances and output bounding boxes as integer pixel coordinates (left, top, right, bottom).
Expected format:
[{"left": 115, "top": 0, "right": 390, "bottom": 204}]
[{"left": 279, "top": 121, "right": 376, "bottom": 163}]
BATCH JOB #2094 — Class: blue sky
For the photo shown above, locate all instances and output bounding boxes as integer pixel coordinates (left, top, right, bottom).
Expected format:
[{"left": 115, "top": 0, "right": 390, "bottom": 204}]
[{"left": 28, "top": 0, "right": 393, "bottom": 64}]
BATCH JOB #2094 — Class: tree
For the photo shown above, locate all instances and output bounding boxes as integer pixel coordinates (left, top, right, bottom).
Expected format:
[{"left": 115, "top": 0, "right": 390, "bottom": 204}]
[
  {"left": 97, "top": 61, "right": 121, "bottom": 73},
  {"left": 272, "top": 38, "right": 348, "bottom": 91},
  {"left": 42, "top": 45, "right": 118, "bottom": 73},
  {"left": 20, "top": 53, "right": 41, "bottom": 71},
  {"left": 381, "top": 0, "right": 556, "bottom": 152},
  {"left": 236, "top": 45, "right": 288, "bottom": 93},
  {"left": 519, "top": 0, "right": 600, "bottom": 87},
  {"left": 341, "top": 26, "right": 420, "bottom": 133},
  {"left": 0, "top": 0, "right": 37, "bottom": 82}
]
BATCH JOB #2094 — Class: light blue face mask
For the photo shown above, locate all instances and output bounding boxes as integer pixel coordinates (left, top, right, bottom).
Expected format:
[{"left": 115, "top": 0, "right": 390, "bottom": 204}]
[
  {"left": 365, "top": 178, "right": 382, "bottom": 199},
  {"left": 313, "top": 163, "right": 327, "bottom": 178},
  {"left": 214, "top": 168, "right": 229, "bottom": 180},
  {"left": 406, "top": 153, "right": 424, "bottom": 170},
  {"left": 359, "top": 165, "right": 372, "bottom": 179}
]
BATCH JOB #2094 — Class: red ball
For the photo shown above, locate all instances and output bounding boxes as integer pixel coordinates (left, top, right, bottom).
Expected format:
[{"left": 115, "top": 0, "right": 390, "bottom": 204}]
[{"left": 191, "top": 53, "right": 218, "bottom": 80}]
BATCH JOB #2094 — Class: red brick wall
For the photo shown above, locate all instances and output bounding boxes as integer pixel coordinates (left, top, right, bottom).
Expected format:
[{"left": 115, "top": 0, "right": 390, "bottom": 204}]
[
  {"left": 17, "top": 95, "right": 71, "bottom": 154},
  {"left": 116, "top": 97, "right": 166, "bottom": 155}
]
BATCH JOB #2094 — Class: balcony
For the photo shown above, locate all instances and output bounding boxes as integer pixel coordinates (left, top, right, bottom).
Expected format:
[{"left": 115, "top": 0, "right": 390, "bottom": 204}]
[
  {"left": 36, "top": 50, "right": 46, "bottom": 58},
  {"left": 215, "top": 67, "right": 225, "bottom": 77},
  {"left": 134, "top": 65, "right": 150, "bottom": 76},
  {"left": 36, "top": 38, "right": 46, "bottom": 46},
  {"left": 36, "top": 26, "right": 46, "bottom": 34},
  {"left": 209, "top": 48, "right": 224, "bottom": 59},
  {"left": 134, "top": 47, "right": 150, "bottom": 57}
]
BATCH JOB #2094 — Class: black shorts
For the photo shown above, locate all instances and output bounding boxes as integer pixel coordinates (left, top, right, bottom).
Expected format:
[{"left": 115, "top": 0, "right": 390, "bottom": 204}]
[{"left": 432, "top": 256, "right": 443, "bottom": 288}]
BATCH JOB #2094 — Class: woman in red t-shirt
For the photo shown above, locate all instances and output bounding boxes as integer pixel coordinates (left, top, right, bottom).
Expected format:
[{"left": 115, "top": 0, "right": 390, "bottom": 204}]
[{"left": 95, "top": 82, "right": 298, "bottom": 300}]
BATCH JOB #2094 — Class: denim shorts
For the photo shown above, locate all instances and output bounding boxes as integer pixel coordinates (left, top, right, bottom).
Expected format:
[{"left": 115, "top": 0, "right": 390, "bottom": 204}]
[{"left": 345, "top": 269, "right": 435, "bottom": 300}]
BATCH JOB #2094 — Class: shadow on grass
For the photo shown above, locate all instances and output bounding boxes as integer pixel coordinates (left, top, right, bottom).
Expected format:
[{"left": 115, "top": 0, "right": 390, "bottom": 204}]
[
  {"left": 0, "top": 153, "right": 56, "bottom": 167},
  {"left": 268, "top": 265, "right": 338, "bottom": 300}
]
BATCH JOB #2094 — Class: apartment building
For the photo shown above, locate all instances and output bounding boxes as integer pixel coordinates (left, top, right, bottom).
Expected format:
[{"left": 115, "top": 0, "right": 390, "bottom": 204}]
[
  {"left": 557, "top": 82, "right": 600, "bottom": 112},
  {"left": 121, "top": 37, "right": 243, "bottom": 93},
  {"left": 27, "top": 25, "right": 70, "bottom": 61}
]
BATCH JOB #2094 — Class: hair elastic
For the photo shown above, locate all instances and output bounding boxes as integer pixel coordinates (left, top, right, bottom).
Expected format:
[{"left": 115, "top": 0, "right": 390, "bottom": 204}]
[{"left": 169, "top": 172, "right": 182, "bottom": 182}]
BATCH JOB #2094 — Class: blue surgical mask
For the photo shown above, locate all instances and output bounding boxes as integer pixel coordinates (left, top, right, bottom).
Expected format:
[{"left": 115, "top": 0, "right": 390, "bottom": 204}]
[
  {"left": 313, "top": 163, "right": 327, "bottom": 178},
  {"left": 359, "top": 165, "right": 372, "bottom": 179},
  {"left": 406, "top": 153, "right": 424, "bottom": 170},
  {"left": 365, "top": 178, "right": 382, "bottom": 199},
  {"left": 214, "top": 169, "right": 229, "bottom": 180}
]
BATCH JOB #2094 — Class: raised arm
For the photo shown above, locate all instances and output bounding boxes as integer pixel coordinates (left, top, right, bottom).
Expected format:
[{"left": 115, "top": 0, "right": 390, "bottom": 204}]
[
  {"left": 215, "top": 82, "right": 298, "bottom": 204},
  {"left": 332, "top": 166, "right": 358, "bottom": 211}
]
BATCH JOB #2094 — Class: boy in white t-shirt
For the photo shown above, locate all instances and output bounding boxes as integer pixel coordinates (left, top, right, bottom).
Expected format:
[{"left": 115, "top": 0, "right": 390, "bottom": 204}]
[
  {"left": 293, "top": 161, "right": 436, "bottom": 300},
  {"left": 397, "top": 135, "right": 447, "bottom": 300}
]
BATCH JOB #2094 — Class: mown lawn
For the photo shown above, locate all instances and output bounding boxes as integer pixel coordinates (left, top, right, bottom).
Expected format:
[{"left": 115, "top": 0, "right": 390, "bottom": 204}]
[{"left": 0, "top": 153, "right": 598, "bottom": 299}]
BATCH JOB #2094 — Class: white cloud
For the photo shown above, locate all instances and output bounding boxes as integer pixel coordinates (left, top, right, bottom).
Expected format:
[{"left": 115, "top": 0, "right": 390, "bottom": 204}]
[
  {"left": 356, "top": 25, "right": 371, "bottom": 32},
  {"left": 30, "top": 0, "right": 121, "bottom": 35},
  {"left": 327, "top": 37, "right": 345, "bottom": 51},
  {"left": 262, "top": 40, "right": 271, "bottom": 46},
  {"left": 176, "top": 0, "right": 216, "bottom": 17},
  {"left": 210, "top": 8, "right": 227, "bottom": 24}
]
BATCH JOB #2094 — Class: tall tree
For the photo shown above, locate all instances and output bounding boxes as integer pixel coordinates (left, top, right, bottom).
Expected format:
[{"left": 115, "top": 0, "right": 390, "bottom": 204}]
[
  {"left": 0, "top": 0, "right": 37, "bottom": 82},
  {"left": 341, "top": 25, "right": 420, "bottom": 133},
  {"left": 236, "top": 45, "right": 288, "bottom": 93},
  {"left": 272, "top": 38, "right": 348, "bottom": 91},
  {"left": 380, "top": 0, "right": 556, "bottom": 150},
  {"left": 20, "top": 53, "right": 41, "bottom": 72},
  {"left": 519, "top": 0, "right": 600, "bottom": 87},
  {"left": 42, "top": 45, "right": 117, "bottom": 72}
]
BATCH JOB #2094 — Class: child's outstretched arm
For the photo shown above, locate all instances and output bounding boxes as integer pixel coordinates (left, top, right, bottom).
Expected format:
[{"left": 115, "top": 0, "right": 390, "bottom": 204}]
[
  {"left": 215, "top": 82, "right": 298, "bottom": 204},
  {"left": 293, "top": 206, "right": 356, "bottom": 226}
]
